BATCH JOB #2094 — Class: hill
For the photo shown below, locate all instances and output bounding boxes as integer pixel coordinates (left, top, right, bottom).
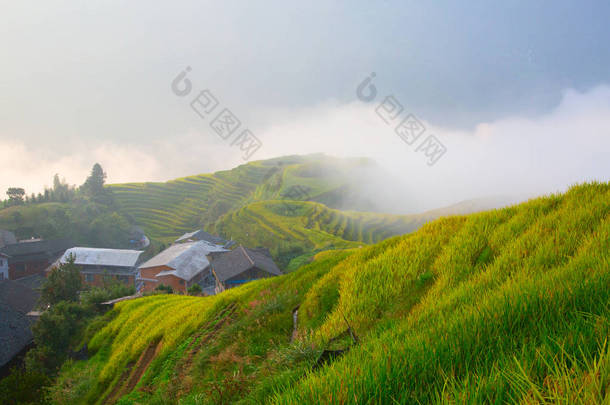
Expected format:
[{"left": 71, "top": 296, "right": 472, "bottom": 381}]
[
  {"left": 212, "top": 200, "right": 444, "bottom": 269},
  {"left": 0, "top": 201, "right": 134, "bottom": 249},
  {"left": 47, "top": 182, "right": 610, "bottom": 404},
  {"left": 107, "top": 154, "right": 384, "bottom": 242},
  {"left": 0, "top": 154, "right": 510, "bottom": 268}
]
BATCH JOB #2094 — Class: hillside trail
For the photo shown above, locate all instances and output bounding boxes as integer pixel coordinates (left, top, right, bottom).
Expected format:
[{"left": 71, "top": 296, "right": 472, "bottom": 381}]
[
  {"left": 104, "top": 302, "right": 237, "bottom": 404},
  {"left": 172, "top": 302, "right": 238, "bottom": 393},
  {"left": 104, "top": 339, "right": 161, "bottom": 404}
]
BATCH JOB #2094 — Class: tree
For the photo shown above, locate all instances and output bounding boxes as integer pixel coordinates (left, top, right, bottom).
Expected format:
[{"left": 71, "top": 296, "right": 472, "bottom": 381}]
[
  {"left": 188, "top": 283, "right": 202, "bottom": 295},
  {"left": 40, "top": 254, "right": 82, "bottom": 307},
  {"left": 82, "top": 163, "right": 106, "bottom": 197},
  {"left": 6, "top": 187, "right": 25, "bottom": 206},
  {"left": 26, "top": 301, "right": 90, "bottom": 373}
]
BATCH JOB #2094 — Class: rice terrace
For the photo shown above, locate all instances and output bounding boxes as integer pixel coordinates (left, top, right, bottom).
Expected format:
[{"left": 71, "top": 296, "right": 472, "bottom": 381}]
[{"left": 1, "top": 2, "right": 609, "bottom": 404}]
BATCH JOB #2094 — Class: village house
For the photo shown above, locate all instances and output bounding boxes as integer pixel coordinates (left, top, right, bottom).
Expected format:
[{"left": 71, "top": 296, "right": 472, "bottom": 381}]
[
  {"left": 210, "top": 246, "right": 281, "bottom": 294},
  {"left": 0, "top": 239, "right": 72, "bottom": 280},
  {"left": 0, "top": 230, "right": 17, "bottom": 249},
  {"left": 0, "top": 253, "right": 8, "bottom": 281},
  {"left": 138, "top": 241, "right": 228, "bottom": 293},
  {"left": 174, "top": 229, "right": 235, "bottom": 248},
  {"left": 0, "top": 280, "right": 39, "bottom": 371},
  {"left": 55, "top": 247, "right": 144, "bottom": 287}
]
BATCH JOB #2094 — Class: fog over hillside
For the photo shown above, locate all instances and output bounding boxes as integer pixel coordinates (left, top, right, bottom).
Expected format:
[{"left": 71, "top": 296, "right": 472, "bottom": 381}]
[{"left": 2, "top": 85, "right": 608, "bottom": 214}]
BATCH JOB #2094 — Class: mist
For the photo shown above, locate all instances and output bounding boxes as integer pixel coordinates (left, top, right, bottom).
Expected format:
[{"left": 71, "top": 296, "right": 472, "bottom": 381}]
[{"left": 1, "top": 84, "right": 608, "bottom": 214}]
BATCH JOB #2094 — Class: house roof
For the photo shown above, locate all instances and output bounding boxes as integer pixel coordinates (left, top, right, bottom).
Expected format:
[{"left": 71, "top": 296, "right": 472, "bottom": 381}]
[
  {"left": 14, "top": 273, "right": 46, "bottom": 290},
  {"left": 0, "top": 230, "right": 16, "bottom": 249},
  {"left": 211, "top": 245, "right": 281, "bottom": 282},
  {"left": 174, "top": 229, "right": 228, "bottom": 245},
  {"left": 0, "top": 238, "right": 72, "bottom": 259},
  {"left": 0, "top": 280, "right": 39, "bottom": 367},
  {"left": 139, "top": 241, "right": 228, "bottom": 281},
  {"left": 60, "top": 247, "right": 143, "bottom": 268}
]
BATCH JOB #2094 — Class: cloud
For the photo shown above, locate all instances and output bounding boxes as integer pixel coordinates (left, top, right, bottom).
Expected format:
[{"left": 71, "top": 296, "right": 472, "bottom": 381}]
[
  {"left": 1, "top": 86, "right": 609, "bottom": 212},
  {"left": 252, "top": 85, "right": 610, "bottom": 211}
]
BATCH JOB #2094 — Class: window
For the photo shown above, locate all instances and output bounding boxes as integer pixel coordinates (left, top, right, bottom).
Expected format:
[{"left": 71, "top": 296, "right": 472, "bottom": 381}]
[
  {"left": 0, "top": 259, "right": 4, "bottom": 266},
  {"left": 0, "top": 273, "right": 4, "bottom": 280},
  {"left": 117, "top": 275, "right": 130, "bottom": 284},
  {"left": 85, "top": 274, "right": 95, "bottom": 283}
]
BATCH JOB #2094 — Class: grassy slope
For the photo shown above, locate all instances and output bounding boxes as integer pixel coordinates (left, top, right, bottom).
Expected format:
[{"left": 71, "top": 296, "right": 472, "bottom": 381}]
[
  {"left": 108, "top": 154, "right": 462, "bottom": 267},
  {"left": 106, "top": 155, "right": 442, "bottom": 268},
  {"left": 212, "top": 200, "right": 438, "bottom": 269},
  {"left": 48, "top": 182, "right": 610, "bottom": 404}
]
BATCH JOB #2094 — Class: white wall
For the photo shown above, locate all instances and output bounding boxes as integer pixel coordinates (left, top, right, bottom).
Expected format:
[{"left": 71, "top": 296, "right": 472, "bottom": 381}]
[{"left": 0, "top": 256, "right": 8, "bottom": 280}]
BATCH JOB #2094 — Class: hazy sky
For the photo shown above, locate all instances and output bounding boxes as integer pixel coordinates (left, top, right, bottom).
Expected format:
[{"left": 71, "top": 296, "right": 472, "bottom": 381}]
[{"left": 1, "top": 1, "right": 609, "bottom": 210}]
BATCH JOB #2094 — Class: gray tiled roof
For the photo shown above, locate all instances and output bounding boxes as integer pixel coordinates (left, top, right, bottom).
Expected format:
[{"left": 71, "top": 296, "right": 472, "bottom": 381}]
[
  {"left": 174, "top": 229, "right": 228, "bottom": 245},
  {"left": 0, "top": 238, "right": 72, "bottom": 260},
  {"left": 0, "top": 280, "right": 39, "bottom": 367},
  {"left": 0, "top": 230, "right": 16, "bottom": 249},
  {"left": 139, "top": 241, "right": 228, "bottom": 281},
  {"left": 211, "top": 246, "right": 281, "bottom": 282},
  {"left": 60, "top": 247, "right": 143, "bottom": 268}
]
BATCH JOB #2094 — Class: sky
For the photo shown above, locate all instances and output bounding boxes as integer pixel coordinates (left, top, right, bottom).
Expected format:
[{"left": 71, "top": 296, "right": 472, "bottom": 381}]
[{"left": 1, "top": 1, "right": 609, "bottom": 211}]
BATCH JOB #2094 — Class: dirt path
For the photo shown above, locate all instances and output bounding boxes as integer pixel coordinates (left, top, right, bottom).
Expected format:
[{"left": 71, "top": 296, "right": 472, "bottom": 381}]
[
  {"left": 104, "top": 340, "right": 161, "bottom": 404},
  {"left": 176, "top": 302, "right": 237, "bottom": 379},
  {"left": 103, "top": 302, "right": 237, "bottom": 404}
]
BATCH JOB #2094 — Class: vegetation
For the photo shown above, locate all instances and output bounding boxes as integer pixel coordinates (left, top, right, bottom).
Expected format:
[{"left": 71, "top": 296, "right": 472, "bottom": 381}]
[
  {"left": 187, "top": 284, "right": 202, "bottom": 295},
  {"left": 40, "top": 255, "right": 82, "bottom": 307},
  {"left": 213, "top": 200, "right": 431, "bottom": 268},
  {"left": 42, "top": 182, "right": 609, "bottom": 404},
  {"left": 0, "top": 155, "right": 472, "bottom": 268},
  {"left": 0, "top": 275, "right": 137, "bottom": 404},
  {"left": 0, "top": 164, "right": 136, "bottom": 247}
]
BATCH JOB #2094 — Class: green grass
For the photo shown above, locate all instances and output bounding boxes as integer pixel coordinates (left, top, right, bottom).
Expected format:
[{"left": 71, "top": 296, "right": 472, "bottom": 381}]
[
  {"left": 107, "top": 155, "right": 372, "bottom": 243},
  {"left": 213, "top": 199, "right": 431, "bottom": 268},
  {"left": 48, "top": 182, "right": 610, "bottom": 404}
]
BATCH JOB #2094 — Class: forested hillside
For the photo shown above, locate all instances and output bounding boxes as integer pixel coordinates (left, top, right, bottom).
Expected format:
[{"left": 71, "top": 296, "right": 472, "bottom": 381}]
[{"left": 47, "top": 182, "right": 610, "bottom": 404}]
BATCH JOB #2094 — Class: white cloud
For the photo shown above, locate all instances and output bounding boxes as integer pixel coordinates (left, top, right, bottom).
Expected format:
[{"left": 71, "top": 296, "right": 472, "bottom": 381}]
[{"left": 1, "top": 86, "right": 609, "bottom": 212}]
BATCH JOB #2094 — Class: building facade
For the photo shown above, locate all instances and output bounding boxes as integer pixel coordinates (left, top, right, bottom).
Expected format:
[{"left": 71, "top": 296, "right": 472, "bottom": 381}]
[
  {"left": 0, "top": 239, "right": 72, "bottom": 280},
  {"left": 0, "top": 253, "right": 8, "bottom": 281},
  {"left": 138, "top": 241, "right": 227, "bottom": 293},
  {"left": 210, "top": 246, "right": 281, "bottom": 293},
  {"left": 56, "top": 247, "right": 144, "bottom": 288}
]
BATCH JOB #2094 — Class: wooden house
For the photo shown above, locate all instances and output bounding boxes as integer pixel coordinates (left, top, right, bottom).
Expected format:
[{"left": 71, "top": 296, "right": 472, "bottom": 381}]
[
  {"left": 210, "top": 246, "right": 281, "bottom": 293},
  {"left": 0, "top": 239, "right": 72, "bottom": 280},
  {"left": 138, "top": 241, "right": 228, "bottom": 294},
  {"left": 55, "top": 247, "right": 144, "bottom": 287}
]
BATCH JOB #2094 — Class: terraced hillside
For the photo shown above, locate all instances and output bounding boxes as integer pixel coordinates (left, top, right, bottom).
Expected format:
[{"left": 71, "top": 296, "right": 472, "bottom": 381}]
[
  {"left": 212, "top": 200, "right": 441, "bottom": 269},
  {"left": 107, "top": 160, "right": 276, "bottom": 241},
  {"left": 48, "top": 182, "right": 610, "bottom": 404},
  {"left": 108, "top": 154, "right": 502, "bottom": 267},
  {"left": 108, "top": 154, "right": 393, "bottom": 243}
]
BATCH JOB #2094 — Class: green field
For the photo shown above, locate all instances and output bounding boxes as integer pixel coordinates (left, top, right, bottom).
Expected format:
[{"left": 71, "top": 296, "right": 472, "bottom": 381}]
[
  {"left": 212, "top": 200, "right": 439, "bottom": 269},
  {"left": 107, "top": 154, "right": 383, "bottom": 244},
  {"left": 47, "top": 182, "right": 610, "bottom": 404}
]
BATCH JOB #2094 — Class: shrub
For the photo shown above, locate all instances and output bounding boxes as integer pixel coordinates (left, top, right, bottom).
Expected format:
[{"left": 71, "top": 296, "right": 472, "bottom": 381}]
[
  {"left": 155, "top": 284, "right": 173, "bottom": 294},
  {"left": 81, "top": 282, "right": 135, "bottom": 309},
  {"left": 40, "top": 254, "right": 82, "bottom": 307},
  {"left": 188, "top": 283, "right": 202, "bottom": 295},
  {"left": 0, "top": 368, "right": 49, "bottom": 405}
]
